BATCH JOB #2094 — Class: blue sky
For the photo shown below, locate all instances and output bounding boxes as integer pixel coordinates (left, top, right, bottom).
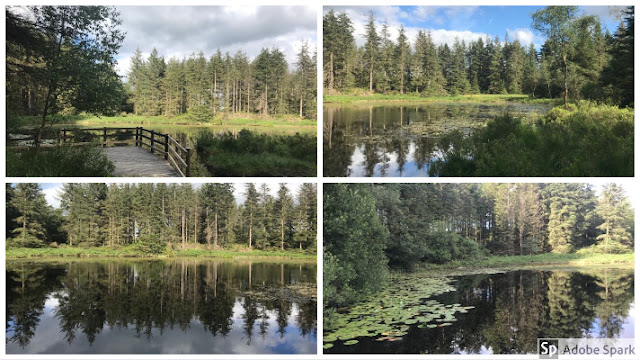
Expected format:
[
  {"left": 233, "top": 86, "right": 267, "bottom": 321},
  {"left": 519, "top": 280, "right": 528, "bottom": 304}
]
[{"left": 325, "top": 6, "right": 626, "bottom": 49}]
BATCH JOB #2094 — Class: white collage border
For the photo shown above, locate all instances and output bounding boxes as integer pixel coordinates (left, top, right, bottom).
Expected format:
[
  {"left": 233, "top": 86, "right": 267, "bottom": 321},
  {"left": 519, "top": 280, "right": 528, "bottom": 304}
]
[{"left": 1, "top": 0, "right": 638, "bottom": 359}]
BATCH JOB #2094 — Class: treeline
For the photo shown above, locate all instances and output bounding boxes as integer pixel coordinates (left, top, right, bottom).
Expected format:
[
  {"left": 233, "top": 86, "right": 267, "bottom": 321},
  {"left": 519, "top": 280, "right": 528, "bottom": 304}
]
[
  {"left": 6, "top": 183, "right": 317, "bottom": 253},
  {"left": 324, "top": 183, "right": 633, "bottom": 305},
  {"left": 128, "top": 44, "right": 317, "bottom": 119},
  {"left": 323, "top": 6, "right": 633, "bottom": 107}
]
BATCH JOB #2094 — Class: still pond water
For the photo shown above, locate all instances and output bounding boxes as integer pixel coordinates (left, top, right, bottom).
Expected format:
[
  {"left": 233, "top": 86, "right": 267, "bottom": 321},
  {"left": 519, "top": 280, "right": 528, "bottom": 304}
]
[
  {"left": 323, "top": 102, "right": 551, "bottom": 177},
  {"left": 324, "top": 269, "right": 634, "bottom": 354},
  {"left": 6, "top": 260, "right": 317, "bottom": 354}
]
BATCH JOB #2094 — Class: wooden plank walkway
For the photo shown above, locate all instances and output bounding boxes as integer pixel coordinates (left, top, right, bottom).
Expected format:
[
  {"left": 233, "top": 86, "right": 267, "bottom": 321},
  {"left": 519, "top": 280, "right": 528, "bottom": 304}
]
[{"left": 103, "top": 147, "right": 180, "bottom": 177}]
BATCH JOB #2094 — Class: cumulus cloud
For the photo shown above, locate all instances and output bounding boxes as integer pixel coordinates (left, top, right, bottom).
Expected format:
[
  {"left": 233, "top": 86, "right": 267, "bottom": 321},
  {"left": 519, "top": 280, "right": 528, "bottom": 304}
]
[
  {"left": 41, "top": 185, "right": 62, "bottom": 209},
  {"left": 114, "top": 6, "right": 316, "bottom": 77},
  {"left": 325, "top": 6, "right": 487, "bottom": 48},
  {"left": 506, "top": 28, "right": 539, "bottom": 47}
]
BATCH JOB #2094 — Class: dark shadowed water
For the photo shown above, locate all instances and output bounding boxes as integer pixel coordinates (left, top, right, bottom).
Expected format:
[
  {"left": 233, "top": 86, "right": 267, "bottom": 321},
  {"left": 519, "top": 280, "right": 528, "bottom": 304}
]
[
  {"left": 6, "top": 260, "right": 317, "bottom": 354},
  {"left": 325, "top": 269, "right": 634, "bottom": 354},
  {"left": 323, "top": 103, "right": 551, "bottom": 177}
]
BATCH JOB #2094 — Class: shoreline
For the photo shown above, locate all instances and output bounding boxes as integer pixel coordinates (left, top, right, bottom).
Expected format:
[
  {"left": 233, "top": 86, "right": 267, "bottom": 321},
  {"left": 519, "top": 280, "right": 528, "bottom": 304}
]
[
  {"left": 323, "top": 93, "right": 558, "bottom": 105},
  {"left": 6, "top": 247, "right": 316, "bottom": 261},
  {"left": 417, "top": 253, "right": 634, "bottom": 275}
]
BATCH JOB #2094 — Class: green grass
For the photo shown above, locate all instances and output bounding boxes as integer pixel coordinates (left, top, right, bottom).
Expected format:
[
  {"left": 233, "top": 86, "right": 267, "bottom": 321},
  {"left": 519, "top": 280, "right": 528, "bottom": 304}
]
[
  {"left": 420, "top": 253, "right": 634, "bottom": 272},
  {"left": 324, "top": 92, "right": 557, "bottom": 105},
  {"left": 6, "top": 246, "right": 316, "bottom": 260},
  {"left": 11, "top": 113, "right": 317, "bottom": 128}
]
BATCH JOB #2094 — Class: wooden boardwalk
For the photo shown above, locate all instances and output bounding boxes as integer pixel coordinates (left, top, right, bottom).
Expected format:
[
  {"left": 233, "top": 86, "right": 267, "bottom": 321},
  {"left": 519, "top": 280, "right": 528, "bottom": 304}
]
[{"left": 103, "top": 147, "right": 180, "bottom": 177}]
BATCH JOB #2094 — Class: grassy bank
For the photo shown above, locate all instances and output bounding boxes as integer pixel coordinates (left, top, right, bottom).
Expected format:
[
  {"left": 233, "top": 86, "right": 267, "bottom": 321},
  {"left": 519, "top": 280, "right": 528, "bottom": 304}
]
[
  {"left": 324, "top": 92, "right": 557, "bottom": 105},
  {"left": 420, "top": 253, "right": 634, "bottom": 273},
  {"left": 6, "top": 246, "right": 316, "bottom": 260},
  {"left": 11, "top": 114, "right": 316, "bottom": 129}
]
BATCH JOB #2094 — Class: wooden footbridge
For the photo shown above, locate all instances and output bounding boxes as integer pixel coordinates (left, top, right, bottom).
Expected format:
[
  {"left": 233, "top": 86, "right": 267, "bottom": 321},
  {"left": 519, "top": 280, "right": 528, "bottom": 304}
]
[{"left": 11, "top": 127, "right": 191, "bottom": 177}]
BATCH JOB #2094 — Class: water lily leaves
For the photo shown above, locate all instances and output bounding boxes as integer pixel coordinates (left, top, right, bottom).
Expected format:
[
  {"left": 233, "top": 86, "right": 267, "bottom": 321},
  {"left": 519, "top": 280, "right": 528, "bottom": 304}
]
[
  {"left": 324, "top": 274, "right": 476, "bottom": 345},
  {"left": 323, "top": 343, "right": 334, "bottom": 349},
  {"left": 343, "top": 340, "right": 359, "bottom": 346}
]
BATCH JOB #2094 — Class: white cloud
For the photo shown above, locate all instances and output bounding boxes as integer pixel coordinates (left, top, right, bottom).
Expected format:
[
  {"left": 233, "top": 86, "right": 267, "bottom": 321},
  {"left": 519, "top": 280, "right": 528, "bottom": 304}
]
[
  {"left": 114, "top": 6, "right": 316, "bottom": 77},
  {"left": 326, "top": 6, "right": 488, "bottom": 48},
  {"left": 506, "top": 28, "right": 538, "bottom": 47},
  {"left": 41, "top": 185, "right": 62, "bottom": 209}
]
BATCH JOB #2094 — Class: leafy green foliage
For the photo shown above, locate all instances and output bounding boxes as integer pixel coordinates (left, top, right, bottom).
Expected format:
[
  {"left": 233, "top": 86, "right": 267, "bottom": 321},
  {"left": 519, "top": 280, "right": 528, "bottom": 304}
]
[
  {"left": 195, "top": 129, "right": 316, "bottom": 176},
  {"left": 187, "top": 105, "right": 214, "bottom": 123},
  {"left": 323, "top": 184, "right": 389, "bottom": 308},
  {"left": 132, "top": 234, "right": 166, "bottom": 255},
  {"left": 431, "top": 103, "right": 633, "bottom": 176},
  {"left": 7, "top": 146, "right": 114, "bottom": 177}
]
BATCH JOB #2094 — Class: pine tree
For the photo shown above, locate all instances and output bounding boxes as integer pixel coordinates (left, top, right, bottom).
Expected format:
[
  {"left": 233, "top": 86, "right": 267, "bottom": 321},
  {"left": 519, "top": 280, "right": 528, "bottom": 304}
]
[
  {"left": 10, "top": 184, "right": 48, "bottom": 246},
  {"left": 596, "top": 184, "right": 633, "bottom": 253},
  {"left": 363, "top": 11, "right": 380, "bottom": 92},
  {"left": 394, "top": 25, "right": 411, "bottom": 94}
]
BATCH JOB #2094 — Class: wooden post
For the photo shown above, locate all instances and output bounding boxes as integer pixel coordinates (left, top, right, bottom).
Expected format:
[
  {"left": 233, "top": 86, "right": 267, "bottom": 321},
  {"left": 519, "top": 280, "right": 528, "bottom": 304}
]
[
  {"left": 150, "top": 130, "right": 155, "bottom": 154},
  {"left": 63, "top": 129, "right": 67, "bottom": 144},
  {"left": 135, "top": 127, "right": 139, "bottom": 146},
  {"left": 164, "top": 134, "right": 169, "bottom": 160},
  {"left": 103, "top": 127, "right": 107, "bottom": 147},
  {"left": 186, "top": 148, "right": 191, "bottom": 177}
]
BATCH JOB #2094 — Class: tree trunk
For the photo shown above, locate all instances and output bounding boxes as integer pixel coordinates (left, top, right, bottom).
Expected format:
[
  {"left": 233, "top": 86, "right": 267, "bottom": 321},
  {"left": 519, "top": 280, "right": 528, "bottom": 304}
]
[
  {"left": 214, "top": 212, "right": 218, "bottom": 248},
  {"left": 369, "top": 63, "right": 373, "bottom": 92},
  {"left": 329, "top": 52, "right": 334, "bottom": 90},
  {"left": 562, "top": 52, "right": 568, "bottom": 108},
  {"left": 299, "top": 97, "right": 303, "bottom": 118},
  {"left": 280, "top": 216, "right": 285, "bottom": 250},
  {"left": 248, "top": 213, "right": 253, "bottom": 249}
]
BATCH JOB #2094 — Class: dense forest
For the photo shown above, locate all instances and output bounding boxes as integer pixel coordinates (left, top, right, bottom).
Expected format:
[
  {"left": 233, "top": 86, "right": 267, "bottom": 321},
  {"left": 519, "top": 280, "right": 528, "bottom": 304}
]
[
  {"left": 323, "top": 6, "right": 633, "bottom": 107},
  {"left": 127, "top": 45, "right": 317, "bottom": 119},
  {"left": 5, "top": 5, "right": 317, "bottom": 138},
  {"left": 6, "top": 183, "right": 317, "bottom": 253},
  {"left": 324, "top": 183, "right": 634, "bottom": 307}
]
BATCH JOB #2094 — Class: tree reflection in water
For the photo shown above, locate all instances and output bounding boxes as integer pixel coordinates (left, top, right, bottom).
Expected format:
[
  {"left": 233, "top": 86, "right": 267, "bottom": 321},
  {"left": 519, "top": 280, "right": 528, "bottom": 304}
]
[
  {"left": 6, "top": 260, "right": 317, "bottom": 354},
  {"left": 326, "top": 269, "right": 633, "bottom": 354}
]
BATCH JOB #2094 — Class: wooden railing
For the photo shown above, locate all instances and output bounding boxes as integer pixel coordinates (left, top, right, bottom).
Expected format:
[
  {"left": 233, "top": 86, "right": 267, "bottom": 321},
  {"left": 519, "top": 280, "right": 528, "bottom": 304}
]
[{"left": 10, "top": 127, "right": 191, "bottom": 177}]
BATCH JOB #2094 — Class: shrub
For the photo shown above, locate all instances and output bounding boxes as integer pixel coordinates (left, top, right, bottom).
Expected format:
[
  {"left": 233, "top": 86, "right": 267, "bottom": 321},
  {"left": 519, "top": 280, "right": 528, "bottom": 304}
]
[
  {"left": 133, "top": 234, "right": 166, "bottom": 255},
  {"left": 7, "top": 236, "right": 46, "bottom": 248},
  {"left": 7, "top": 145, "right": 115, "bottom": 177},
  {"left": 195, "top": 129, "right": 316, "bottom": 176},
  {"left": 431, "top": 104, "right": 633, "bottom": 177},
  {"left": 187, "top": 105, "right": 214, "bottom": 123}
]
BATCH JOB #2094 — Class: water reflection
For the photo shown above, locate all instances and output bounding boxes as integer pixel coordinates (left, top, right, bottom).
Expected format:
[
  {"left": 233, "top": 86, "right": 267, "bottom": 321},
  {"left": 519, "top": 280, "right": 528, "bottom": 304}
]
[
  {"left": 323, "top": 103, "right": 550, "bottom": 177},
  {"left": 326, "top": 269, "right": 634, "bottom": 354},
  {"left": 6, "top": 260, "right": 317, "bottom": 354}
]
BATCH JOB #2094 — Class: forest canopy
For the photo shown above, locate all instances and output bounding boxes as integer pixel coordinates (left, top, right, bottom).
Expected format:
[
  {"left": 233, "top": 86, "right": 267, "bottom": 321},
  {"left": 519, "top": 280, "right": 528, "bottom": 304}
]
[
  {"left": 6, "top": 183, "right": 317, "bottom": 254},
  {"left": 324, "top": 183, "right": 634, "bottom": 307},
  {"left": 323, "top": 6, "right": 634, "bottom": 107}
]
